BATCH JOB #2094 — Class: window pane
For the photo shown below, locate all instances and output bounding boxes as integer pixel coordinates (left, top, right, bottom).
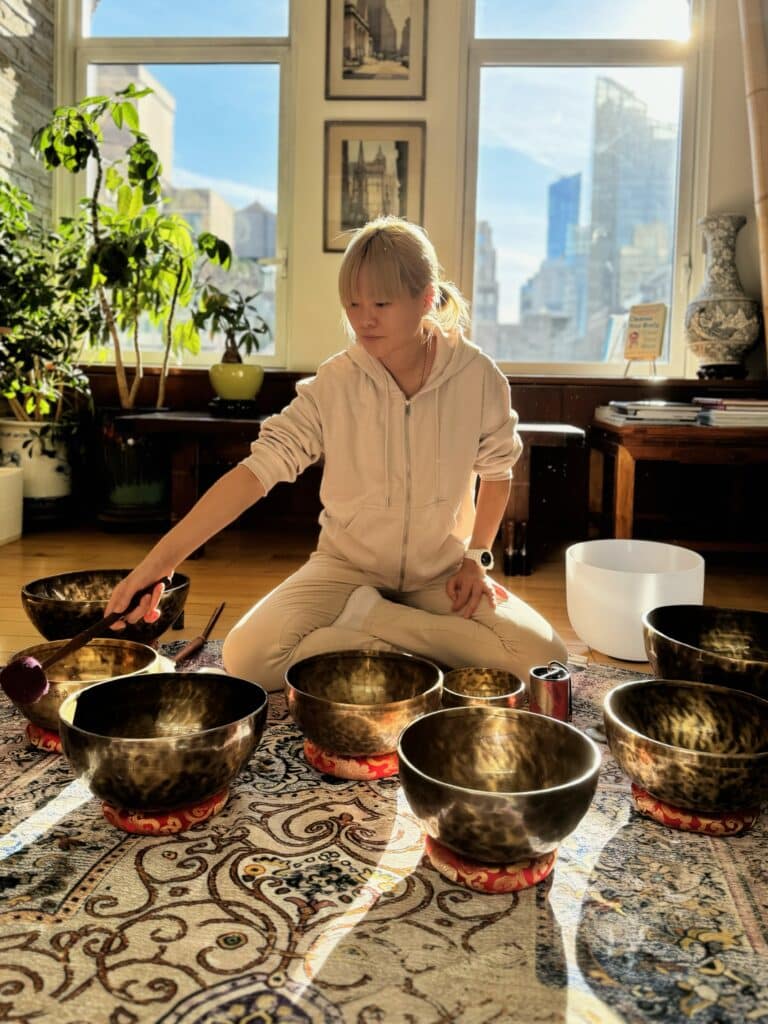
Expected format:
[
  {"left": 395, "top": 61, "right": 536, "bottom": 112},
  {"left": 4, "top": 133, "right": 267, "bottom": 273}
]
[
  {"left": 475, "top": 1, "right": 690, "bottom": 40},
  {"left": 87, "top": 0, "right": 289, "bottom": 37},
  {"left": 88, "top": 63, "right": 278, "bottom": 360},
  {"left": 473, "top": 67, "right": 682, "bottom": 364}
]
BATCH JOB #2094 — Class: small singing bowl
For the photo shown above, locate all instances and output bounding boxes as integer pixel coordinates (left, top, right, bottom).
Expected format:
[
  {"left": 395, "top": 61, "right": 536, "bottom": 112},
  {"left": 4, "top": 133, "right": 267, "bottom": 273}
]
[
  {"left": 285, "top": 650, "right": 443, "bottom": 757},
  {"left": 4, "top": 638, "right": 166, "bottom": 732},
  {"left": 604, "top": 678, "right": 768, "bottom": 813},
  {"left": 643, "top": 605, "right": 768, "bottom": 700},
  {"left": 21, "top": 569, "right": 190, "bottom": 643},
  {"left": 59, "top": 671, "right": 268, "bottom": 812},
  {"left": 442, "top": 667, "right": 525, "bottom": 709},
  {"left": 398, "top": 707, "right": 601, "bottom": 864}
]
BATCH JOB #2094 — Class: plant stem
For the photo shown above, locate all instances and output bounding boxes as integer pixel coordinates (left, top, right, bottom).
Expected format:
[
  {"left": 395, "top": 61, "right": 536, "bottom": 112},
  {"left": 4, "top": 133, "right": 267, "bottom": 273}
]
[{"left": 158, "top": 261, "right": 183, "bottom": 409}]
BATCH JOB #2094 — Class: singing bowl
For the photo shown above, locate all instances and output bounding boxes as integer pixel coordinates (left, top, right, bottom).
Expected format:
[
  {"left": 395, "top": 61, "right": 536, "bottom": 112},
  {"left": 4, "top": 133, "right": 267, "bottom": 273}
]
[
  {"left": 643, "top": 605, "right": 768, "bottom": 699},
  {"left": 442, "top": 667, "right": 525, "bottom": 709},
  {"left": 285, "top": 650, "right": 443, "bottom": 757},
  {"left": 603, "top": 679, "right": 768, "bottom": 812},
  {"left": 21, "top": 569, "right": 190, "bottom": 643},
  {"left": 59, "top": 671, "right": 268, "bottom": 812},
  {"left": 4, "top": 639, "right": 166, "bottom": 732},
  {"left": 398, "top": 707, "right": 601, "bottom": 863}
]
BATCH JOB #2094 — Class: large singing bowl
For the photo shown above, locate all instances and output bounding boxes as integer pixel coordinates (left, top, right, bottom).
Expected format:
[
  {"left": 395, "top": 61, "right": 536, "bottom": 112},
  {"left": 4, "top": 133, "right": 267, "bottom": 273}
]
[
  {"left": 604, "top": 678, "right": 768, "bottom": 812},
  {"left": 21, "top": 569, "right": 190, "bottom": 643},
  {"left": 4, "top": 638, "right": 166, "bottom": 732},
  {"left": 285, "top": 650, "right": 443, "bottom": 757},
  {"left": 59, "top": 671, "right": 268, "bottom": 812},
  {"left": 643, "top": 605, "right": 768, "bottom": 699},
  {"left": 398, "top": 707, "right": 601, "bottom": 863}
]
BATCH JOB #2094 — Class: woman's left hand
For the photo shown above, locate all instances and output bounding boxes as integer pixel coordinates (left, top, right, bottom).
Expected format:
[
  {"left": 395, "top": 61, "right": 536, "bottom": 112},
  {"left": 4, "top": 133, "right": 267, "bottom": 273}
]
[{"left": 446, "top": 560, "right": 498, "bottom": 618}]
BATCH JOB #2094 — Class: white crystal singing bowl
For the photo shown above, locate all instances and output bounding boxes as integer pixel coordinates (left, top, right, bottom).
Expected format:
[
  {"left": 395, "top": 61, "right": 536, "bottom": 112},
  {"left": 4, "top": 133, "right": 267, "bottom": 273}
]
[{"left": 566, "top": 539, "right": 705, "bottom": 661}]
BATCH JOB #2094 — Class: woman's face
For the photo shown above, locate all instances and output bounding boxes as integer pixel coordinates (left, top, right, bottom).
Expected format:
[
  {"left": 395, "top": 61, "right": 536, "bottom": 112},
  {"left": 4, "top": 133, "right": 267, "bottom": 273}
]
[{"left": 344, "top": 264, "right": 431, "bottom": 361}]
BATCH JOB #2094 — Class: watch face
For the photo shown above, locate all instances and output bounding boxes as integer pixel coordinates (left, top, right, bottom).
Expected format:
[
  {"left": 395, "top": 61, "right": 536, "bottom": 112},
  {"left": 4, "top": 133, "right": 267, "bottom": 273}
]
[{"left": 480, "top": 550, "right": 493, "bottom": 567}]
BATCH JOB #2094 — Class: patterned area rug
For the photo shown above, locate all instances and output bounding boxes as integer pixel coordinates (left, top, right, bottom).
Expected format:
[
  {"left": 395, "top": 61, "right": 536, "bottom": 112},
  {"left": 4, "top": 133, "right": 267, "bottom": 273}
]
[{"left": 0, "top": 644, "right": 765, "bottom": 1024}]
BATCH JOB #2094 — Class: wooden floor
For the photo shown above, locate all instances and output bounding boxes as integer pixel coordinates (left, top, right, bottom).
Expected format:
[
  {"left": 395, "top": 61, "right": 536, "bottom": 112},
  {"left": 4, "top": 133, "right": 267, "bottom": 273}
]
[{"left": 1, "top": 525, "right": 767, "bottom": 669}]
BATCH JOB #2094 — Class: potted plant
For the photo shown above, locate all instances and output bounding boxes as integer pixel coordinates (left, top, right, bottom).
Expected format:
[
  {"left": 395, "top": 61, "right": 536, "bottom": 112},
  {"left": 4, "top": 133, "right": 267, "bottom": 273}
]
[
  {"left": 30, "top": 84, "right": 232, "bottom": 519},
  {"left": 0, "top": 180, "right": 94, "bottom": 520},
  {"left": 193, "top": 282, "right": 271, "bottom": 402},
  {"left": 31, "top": 83, "right": 232, "bottom": 410}
]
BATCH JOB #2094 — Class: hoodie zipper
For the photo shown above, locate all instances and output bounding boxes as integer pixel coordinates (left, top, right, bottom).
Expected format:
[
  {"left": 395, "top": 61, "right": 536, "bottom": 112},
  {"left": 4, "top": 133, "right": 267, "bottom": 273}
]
[{"left": 397, "top": 401, "right": 412, "bottom": 590}]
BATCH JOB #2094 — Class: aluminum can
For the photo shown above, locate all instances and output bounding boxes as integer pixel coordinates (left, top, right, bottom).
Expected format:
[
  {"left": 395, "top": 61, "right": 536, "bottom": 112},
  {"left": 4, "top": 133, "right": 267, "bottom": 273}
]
[{"left": 529, "top": 660, "right": 572, "bottom": 722}]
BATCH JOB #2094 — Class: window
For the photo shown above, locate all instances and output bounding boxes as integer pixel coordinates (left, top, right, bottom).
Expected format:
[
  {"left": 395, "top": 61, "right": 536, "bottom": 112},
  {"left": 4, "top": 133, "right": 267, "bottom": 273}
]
[
  {"left": 56, "top": 1, "right": 290, "bottom": 367},
  {"left": 465, "top": 0, "right": 696, "bottom": 375}
]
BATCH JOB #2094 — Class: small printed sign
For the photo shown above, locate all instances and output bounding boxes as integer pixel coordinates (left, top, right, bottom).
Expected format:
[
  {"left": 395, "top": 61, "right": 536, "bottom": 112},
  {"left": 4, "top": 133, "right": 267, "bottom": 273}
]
[{"left": 623, "top": 303, "right": 667, "bottom": 361}]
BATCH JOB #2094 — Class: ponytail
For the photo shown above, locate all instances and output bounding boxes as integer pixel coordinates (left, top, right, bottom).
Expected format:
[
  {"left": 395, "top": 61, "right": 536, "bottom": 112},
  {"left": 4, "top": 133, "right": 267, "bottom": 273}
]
[{"left": 424, "top": 280, "right": 471, "bottom": 337}]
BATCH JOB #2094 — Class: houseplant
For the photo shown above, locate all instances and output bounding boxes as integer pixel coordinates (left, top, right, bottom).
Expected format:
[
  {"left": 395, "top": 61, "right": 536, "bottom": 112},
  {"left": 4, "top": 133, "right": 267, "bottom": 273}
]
[
  {"left": 31, "top": 83, "right": 232, "bottom": 410},
  {"left": 30, "top": 84, "right": 232, "bottom": 518},
  {"left": 0, "top": 180, "right": 94, "bottom": 518},
  {"left": 193, "top": 282, "right": 271, "bottom": 401}
]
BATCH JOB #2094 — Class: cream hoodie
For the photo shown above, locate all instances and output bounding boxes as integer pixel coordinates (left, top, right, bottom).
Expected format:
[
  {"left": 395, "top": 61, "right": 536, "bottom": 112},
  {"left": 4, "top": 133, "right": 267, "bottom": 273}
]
[{"left": 240, "top": 331, "right": 521, "bottom": 592}]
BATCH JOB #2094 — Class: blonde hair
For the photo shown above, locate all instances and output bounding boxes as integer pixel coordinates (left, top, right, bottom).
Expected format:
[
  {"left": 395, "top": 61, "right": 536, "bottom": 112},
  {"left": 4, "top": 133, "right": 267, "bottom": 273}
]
[{"left": 338, "top": 216, "right": 471, "bottom": 338}]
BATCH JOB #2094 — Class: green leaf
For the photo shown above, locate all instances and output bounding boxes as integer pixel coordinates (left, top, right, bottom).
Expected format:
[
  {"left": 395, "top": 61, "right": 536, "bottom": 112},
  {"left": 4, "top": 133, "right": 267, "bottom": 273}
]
[
  {"left": 121, "top": 102, "right": 139, "bottom": 132},
  {"left": 111, "top": 104, "right": 124, "bottom": 130}
]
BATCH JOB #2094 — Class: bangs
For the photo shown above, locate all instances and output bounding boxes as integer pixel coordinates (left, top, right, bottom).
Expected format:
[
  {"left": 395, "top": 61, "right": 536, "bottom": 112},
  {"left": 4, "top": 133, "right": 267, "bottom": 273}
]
[{"left": 338, "top": 228, "right": 424, "bottom": 306}]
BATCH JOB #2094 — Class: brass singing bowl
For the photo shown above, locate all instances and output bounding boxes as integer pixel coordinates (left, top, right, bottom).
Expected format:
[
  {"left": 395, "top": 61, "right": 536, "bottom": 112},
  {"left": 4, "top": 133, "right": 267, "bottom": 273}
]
[
  {"left": 285, "top": 650, "right": 443, "bottom": 757},
  {"left": 398, "top": 707, "right": 601, "bottom": 863},
  {"left": 604, "top": 678, "right": 768, "bottom": 812},
  {"left": 442, "top": 667, "right": 525, "bottom": 709},
  {"left": 4, "top": 639, "right": 166, "bottom": 732},
  {"left": 22, "top": 569, "right": 190, "bottom": 643},
  {"left": 643, "top": 605, "right": 768, "bottom": 699},
  {"left": 59, "top": 671, "right": 268, "bottom": 812}
]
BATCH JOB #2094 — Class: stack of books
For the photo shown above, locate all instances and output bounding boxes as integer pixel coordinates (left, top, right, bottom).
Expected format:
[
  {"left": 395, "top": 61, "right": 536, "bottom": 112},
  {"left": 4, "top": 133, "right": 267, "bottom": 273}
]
[
  {"left": 601, "top": 400, "right": 700, "bottom": 424},
  {"left": 693, "top": 397, "right": 768, "bottom": 426}
]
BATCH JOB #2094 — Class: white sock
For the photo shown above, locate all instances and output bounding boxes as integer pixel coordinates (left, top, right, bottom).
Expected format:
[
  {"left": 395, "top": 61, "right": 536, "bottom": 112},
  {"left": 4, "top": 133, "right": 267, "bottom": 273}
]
[{"left": 335, "top": 585, "right": 382, "bottom": 632}]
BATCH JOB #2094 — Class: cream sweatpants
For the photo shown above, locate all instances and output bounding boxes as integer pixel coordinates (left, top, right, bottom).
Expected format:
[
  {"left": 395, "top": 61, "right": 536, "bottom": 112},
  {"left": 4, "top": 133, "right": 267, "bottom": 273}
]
[{"left": 222, "top": 551, "right": 568, "bottom": 692}]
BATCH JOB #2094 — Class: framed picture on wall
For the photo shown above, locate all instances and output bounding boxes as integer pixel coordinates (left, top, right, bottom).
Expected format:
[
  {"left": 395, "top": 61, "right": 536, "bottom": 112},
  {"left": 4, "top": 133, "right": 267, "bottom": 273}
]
[
  {"left": 323, "top": 120, "right": 426, "bottom": 252},
  {"left": 325, "top": 0, "right": 428, "bottom": 100}
]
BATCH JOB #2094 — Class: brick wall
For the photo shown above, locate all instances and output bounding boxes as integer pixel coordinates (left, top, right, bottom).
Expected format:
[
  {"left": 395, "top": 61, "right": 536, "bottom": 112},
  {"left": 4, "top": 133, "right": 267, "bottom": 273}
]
[{"left": 0, "top": 0, "right": 54, "bottom": 221}]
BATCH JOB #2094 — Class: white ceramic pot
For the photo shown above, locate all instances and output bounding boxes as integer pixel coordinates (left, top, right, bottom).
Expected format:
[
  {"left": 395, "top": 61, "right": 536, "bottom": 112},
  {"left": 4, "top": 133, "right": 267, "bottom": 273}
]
[
  {"left": 0, "top": 418, "right": 71, "bottom": 500},
  {"left": 566, "top": 539, "right": 705, "bottom": 661},
  {"left": 0, "top": 465, "right": 23, "bottom": 544}
]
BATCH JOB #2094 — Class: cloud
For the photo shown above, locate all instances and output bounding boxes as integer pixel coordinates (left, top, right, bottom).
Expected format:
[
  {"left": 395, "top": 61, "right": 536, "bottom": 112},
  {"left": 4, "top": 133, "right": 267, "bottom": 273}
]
[{"left": 172, "top": 166, "right": 277, "bottom": 213}]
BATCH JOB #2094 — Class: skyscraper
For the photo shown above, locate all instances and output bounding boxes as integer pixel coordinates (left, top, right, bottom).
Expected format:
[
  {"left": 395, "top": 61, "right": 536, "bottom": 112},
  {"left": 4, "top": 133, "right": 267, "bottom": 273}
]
[{"left": 547, "top": 173, "right": 581, "bottom": 261}]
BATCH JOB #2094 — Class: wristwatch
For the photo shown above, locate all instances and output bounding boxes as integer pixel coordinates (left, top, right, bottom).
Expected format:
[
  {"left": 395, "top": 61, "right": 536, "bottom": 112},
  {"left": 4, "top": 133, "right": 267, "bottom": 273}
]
[{"left": 464, "top": 548, "right": 494, "bottom": 571}]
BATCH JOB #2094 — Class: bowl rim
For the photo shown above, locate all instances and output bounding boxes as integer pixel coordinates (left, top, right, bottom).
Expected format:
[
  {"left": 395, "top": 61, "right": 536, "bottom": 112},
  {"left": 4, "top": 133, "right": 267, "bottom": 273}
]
[
  {"left": 22, "top": 569, "right": 190, "bottom": 601},
  {"left": 566, "top": 539, "right": 705, "bottom": 575},
  {"left": 397, "top": 706, "right": 602, "bottom": 797},
  {"left": 284, "top": 649, "right": 444, "bottom": 712},
  {"left": 58, "top": 670, "right": 268, "bottom": 742},
  {"left": 642, "top": 604, "right": 768, "bottom": 669},
  {"left": 603, "top": 677, "right": 768, "bottom": 761}
]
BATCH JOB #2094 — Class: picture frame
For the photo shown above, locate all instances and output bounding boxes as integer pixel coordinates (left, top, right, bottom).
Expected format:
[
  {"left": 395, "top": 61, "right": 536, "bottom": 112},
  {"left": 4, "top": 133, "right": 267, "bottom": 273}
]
[
  {"left": 325, "top": 0, "right": 428, "bottom": 100},
  {"left": 323, "top": 120, "right": 426, "bottom": 252}
]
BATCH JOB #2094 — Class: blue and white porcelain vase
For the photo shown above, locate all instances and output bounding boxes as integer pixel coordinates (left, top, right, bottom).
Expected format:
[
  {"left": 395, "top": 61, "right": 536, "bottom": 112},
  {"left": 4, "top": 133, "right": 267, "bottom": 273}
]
[{"left": 684, "top": 214, "right": 761, "bottom": 379}]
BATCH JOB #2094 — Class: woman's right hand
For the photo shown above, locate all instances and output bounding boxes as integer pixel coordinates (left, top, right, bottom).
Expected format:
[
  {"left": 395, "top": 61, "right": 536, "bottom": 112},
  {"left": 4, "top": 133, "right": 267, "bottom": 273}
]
[{"left": 105, "top": 564, "right": 176, "bottom": 628}]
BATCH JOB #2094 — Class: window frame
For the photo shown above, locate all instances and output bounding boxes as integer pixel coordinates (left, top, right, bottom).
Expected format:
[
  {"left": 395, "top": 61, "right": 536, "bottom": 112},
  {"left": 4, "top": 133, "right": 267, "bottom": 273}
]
[
  {"left": 54, "top": 0, "right": 293, "bottom": 370},
  {"left": 459, "top": 0, "right": 711, "bottom": 378}
]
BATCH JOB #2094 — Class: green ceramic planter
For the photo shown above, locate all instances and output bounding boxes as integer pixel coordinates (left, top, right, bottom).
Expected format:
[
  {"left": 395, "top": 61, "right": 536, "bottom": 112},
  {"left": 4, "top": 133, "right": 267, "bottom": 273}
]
[{"left": 209, "top": 363, "right": 264, "bottom": 401}]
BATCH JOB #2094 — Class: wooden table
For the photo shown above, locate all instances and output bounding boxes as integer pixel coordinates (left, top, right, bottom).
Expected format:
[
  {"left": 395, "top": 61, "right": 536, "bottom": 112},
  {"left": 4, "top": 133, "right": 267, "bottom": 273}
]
[
  {"left": 589, "top": 408, "right": 768, "bottom": 541},
  {"left": 115, "top": 412, "right": 585, "bottom": 572}
]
